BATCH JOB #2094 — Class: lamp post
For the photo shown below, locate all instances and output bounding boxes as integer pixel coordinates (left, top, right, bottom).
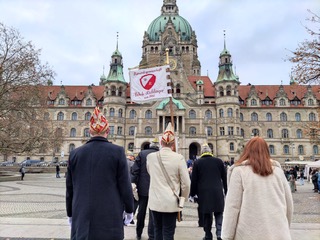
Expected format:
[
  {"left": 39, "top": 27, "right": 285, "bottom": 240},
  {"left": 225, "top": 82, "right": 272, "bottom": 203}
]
[{"left": 291, "top": 143, "right": 295, "bottom": 161}]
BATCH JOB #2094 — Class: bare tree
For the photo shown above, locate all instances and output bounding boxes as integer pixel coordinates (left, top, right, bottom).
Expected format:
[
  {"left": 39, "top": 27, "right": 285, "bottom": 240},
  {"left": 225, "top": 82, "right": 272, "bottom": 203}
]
[
  {"left": 0, "top": 22, "right": 61, "bottom": 160},
  {"left": 287, "top": 10, "right": 320, "bottom": 84}
]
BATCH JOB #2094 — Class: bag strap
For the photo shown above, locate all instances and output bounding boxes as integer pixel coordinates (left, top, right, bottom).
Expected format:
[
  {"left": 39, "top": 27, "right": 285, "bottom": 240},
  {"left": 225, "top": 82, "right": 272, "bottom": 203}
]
[{"left": 157, "top": 152, "right": 180, "bottom": 200}]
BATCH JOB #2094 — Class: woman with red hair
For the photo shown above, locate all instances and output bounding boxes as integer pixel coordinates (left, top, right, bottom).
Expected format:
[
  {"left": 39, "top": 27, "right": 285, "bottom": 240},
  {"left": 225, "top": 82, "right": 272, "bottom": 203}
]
[{"left": 221, "top": 137, "right": 293, "bottom": 240}]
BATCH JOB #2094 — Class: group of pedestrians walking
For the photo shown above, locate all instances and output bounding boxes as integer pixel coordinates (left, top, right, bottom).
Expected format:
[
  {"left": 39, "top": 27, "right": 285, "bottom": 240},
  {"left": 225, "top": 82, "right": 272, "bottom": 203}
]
[{"left": 64, "top": 107, "right": 294, "bottom": 240}]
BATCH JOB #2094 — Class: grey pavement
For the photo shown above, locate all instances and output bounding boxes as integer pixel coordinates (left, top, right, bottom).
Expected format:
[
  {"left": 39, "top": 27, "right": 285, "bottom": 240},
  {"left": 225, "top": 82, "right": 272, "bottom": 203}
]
[{"left": 0, "top": 173, "right": 319, "bottom": 240}]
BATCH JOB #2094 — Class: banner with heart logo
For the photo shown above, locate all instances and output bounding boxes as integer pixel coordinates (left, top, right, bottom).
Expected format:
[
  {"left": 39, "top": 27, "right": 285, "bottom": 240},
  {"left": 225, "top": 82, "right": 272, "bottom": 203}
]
[{"left": 129, "top": 65, "right": 172, "bottom": 103}]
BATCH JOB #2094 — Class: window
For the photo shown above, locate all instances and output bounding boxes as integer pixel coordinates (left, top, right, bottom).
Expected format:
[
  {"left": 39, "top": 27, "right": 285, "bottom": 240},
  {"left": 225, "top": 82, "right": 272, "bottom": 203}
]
[
  {"left": 206, "top": 127, "right": 213, "bottom": 136},
  {"left": 227, "top": 108, "right": 233, "bottom": 117},
  {"left": 128, "top": 143, "right": 134, "bottom": 151},
  {"left": 129, "top": 126, "right": 135, "bottom": 136},
  {"left": 309, "top": 112, "right": 316, "bottom": 121},
  {"left": 240, "top": 113, "right": 244, "bottom": 122},
  {"left": 280, "top": 112, "right": 287, "bottom": 122},
  {"left": 129, "top": 110, "right": 136, "bottom": 119},
  {"left": 44, "top": 112, "right": 50, "bottom": 120},
  {"left": 284, "top": 145, "right": 290, "bottom": 154},
  {"left": 252, "top": 129, "right": 259, "bottom": 136},
  {"left": 189, "top": 110, "right": 196, "bottom": 119},
  {"left": 189, "top": 127, "right": 196, "bottom": 135},
  {"left": 205, "top": 110, "right": 212, "bottom": 119},
  {"left": 219, "top": 86, "right": 224, "bottom": 97},
  {"left": 70, "top": 128, "right": 76, "bottom": 137},
  {"left": 296, "top": 129, "right": 302, "bottom": 138},
  {"left": 57, "top": 112, "right": 64, "bottom": 121},
  {"left": 145, "top": 110, "right": 152, "bottom": 119},
  {"left": 85, "top": 112, "right": 91, "bottom": 121},
  {"left": 313, "top": 145, "right": 318, "bottom": 155},
  {"left": 86, "top": 98, "right": 92, "bottom": 106},
  {"left": 208, "top": 143, "right": 213, "bottom": 152},
  {"left": 219, "top": 127, "right": 225, "bottom": 136},
  {"left": 69, "top": 144, "right": 75, "bottom": 153},
  {"left": 118, "top": 109, "right": 123, "bottom": 118},
  {"left": 298, "top": 145, "right": 304, "bottom": 155},
  {"left": 58, "top": 98, "right": 65, "bottom": 105},
  {"left": 226, "top": 85, "right": 232, "bottom": 96},
  {"left": 117, "top": 127, "right": 123, "bottom": 135},
  {"left": 282, "top": 129, "right": 289, "bottom": 138},
  {"left": 228, "top": 126, "right": 234, "bottom": 136},
  {"left": 269, "top": 145, "right": 275, "bottom": 155},
  {"left": 42, "top": 128, "right": 49, "bottom": 137},
  {"left": 110, "top": 108, "right": 115, "bottom": 117},
  {"left": 71, "top": 112, "right": 78, "bottom": 121},
  {"left": 251, "top": 99, "right": 257, "bottom": 106},
  {"left": 279, "top": 98, "right": 286, "bottom": 106},
  {"left": 266, "top": 113, "right": 272, "bottom": 121},
  {"left": 267, "top": 129, "right": 273, "bottom": 138},
  {"left": 219, "top": 109, "right": 224, "bottom": 118},
  {"left": 118, "top": 87, "right": 123, "bottom": 96},
  {"left": 308, "top": 99, "right": 314, "bottom": 106},
  {"left": 109, "top": 126, "right": 115, "bottom": 136},
  {"left": 84, "top": 128, "right": 90, "bottom": 137},
  {"left": 295, "top": 113, "right": 301, "bottom": 122},
  {"left": 251, "top": 112, "right": 258, "bottom": 121},
  {"left": 241, "top": 129, "right": 245, "bottom": 137},
  {"left": 229, "top": 142, "right": 234, "bottom": 151},
  {"left": 111, "top": 86, "right": 116, "bottom": 96},
  {"left": 145, "top": 126, "right": 152, "bottom": 135}
]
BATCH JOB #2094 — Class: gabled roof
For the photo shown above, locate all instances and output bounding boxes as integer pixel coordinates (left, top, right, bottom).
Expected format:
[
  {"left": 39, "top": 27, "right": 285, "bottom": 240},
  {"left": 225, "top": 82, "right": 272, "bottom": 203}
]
[{"left": 187, "top": 76, "right": 215, "bottom": 97}]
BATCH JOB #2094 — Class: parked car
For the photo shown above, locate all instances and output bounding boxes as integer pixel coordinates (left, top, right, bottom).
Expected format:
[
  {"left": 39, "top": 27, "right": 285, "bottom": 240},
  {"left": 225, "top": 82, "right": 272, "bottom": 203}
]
[
  {"left": 0, "top": 161, "right": 15, "bottom": 166},
  {"left": 59, "top": 160, "right": 68, "bottom": 167},
  {"left": 19, "top": 160, "right": 42, "bottom": 167}
]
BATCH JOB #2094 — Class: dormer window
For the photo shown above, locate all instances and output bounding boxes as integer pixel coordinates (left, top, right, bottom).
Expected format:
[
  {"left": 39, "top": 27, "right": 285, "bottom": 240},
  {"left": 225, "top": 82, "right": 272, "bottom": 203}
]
[
  {"left": 251, "top": 99, "right": 257, "bottom": 106},
  {"left": 58, "top": 98, "right": 65, "bottom": 105},
  {"left": 279, "top": 98, "right": 286, "bottom": 106}
]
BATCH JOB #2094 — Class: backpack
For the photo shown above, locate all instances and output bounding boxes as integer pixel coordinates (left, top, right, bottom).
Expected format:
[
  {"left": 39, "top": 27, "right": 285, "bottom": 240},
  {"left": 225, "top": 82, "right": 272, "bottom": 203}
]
[
  {"left": 312, "top": 174, "right": 318, "bottom": 181},
  {"left": 19, "top": 167, "right": 22, "bottom": 173}
]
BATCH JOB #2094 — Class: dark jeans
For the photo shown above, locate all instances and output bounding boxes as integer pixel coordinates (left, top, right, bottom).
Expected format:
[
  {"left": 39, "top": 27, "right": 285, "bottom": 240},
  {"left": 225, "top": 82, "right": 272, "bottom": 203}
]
[
  {"left": 203, "top": 212, "right": 223, "bottom": 239},
  {"left": 151, "top": 210, "right": 177, "bottom": 240},
  {"left": 136, "top": 195, "right": 154, "bottom": 239}
]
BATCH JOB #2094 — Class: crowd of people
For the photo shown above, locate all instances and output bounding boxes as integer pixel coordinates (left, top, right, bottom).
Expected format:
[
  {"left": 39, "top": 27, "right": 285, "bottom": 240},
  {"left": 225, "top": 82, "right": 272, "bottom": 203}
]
[{"left": 65, "top": 106, "right": 320, "bottom": 240}]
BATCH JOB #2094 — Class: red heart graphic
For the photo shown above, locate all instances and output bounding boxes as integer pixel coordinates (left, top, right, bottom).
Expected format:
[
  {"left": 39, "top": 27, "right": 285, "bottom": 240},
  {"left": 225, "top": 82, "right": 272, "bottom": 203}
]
[{"left": 140, "top": 74, "right": 156, "bottom": 90}]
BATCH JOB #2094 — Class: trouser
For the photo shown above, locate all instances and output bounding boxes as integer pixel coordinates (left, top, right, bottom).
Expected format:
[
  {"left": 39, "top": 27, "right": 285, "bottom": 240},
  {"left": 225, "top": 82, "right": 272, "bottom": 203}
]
[
  {"left": 136, "top": 195, "right": 154, "bottom": 239},
  {"left": 151, "top": 210, "right": 177, "bottom": 240},
  {"left": 203, "top": 212, "right": 223, "bottom": 239},
  {"left": 21, "top": 173, "right": 25, "bottom": 180}
]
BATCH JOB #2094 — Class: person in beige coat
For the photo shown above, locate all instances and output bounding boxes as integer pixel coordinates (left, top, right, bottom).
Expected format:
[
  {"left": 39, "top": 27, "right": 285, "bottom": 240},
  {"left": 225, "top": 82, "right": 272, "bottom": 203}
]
[
  {"left": 221, "top": 137, "right": 293, "bottom": 240},
  {"left": 147, "top": 123, "right": 190, "bottom": 240}
]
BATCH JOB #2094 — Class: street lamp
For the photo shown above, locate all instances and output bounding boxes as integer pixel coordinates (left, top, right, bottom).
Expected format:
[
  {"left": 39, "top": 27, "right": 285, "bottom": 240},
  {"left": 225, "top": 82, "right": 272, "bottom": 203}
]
[{"left": 291, "top": 143, "right": 295, "bottom": 161}]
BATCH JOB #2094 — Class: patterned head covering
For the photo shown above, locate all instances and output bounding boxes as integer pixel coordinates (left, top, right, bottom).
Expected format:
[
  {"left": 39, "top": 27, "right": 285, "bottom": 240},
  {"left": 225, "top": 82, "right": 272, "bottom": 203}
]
[
  {"left": 161, "top": 122, "right": 175, "bottom": 144},
  {"left": 201, "top": 143, "right": 212, "bottom": 154},
  {"left": 89, "top": 107, "right": 109, "bottom": 134}
]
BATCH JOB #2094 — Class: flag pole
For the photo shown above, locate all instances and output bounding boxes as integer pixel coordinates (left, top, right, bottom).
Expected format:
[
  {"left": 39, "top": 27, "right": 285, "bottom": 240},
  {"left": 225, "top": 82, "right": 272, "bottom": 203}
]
[{"left": 165, "top": 48, "right": 175, "bottom": 132}]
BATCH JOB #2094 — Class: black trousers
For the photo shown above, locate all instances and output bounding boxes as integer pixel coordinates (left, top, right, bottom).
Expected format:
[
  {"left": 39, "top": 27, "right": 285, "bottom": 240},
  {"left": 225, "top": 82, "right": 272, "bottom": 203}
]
[
  {"left": 203, "top": 212, "right": 223, "bottom": 239},
  {"left": 136, "top": 195, "right": 154, "bottom": 239},
  {"left": 151, "top": 210, "right": 177, "bottom": 240}
]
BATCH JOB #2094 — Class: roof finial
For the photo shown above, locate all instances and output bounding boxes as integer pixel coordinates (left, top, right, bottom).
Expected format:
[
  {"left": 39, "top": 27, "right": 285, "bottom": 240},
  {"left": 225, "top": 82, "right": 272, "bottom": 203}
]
[
  {"left": 116, "top": 32, "right": 119, "bottom": 50},
  {"left": 103, "top": 65, "right": 105, "bottom": 75},
  {"left": 223, "top": 30, "right": 226, "bottom": 50}
]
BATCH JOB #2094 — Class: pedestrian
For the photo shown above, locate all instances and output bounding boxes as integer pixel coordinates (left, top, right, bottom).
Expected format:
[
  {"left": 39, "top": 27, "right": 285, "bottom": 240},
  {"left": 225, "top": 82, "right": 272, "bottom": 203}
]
[
  {"left": 146, "top": 122, "right": 190, "bottom": 240},
  {"left": 190, "top": 143, "right": 227, "bottom": 240},
  {"left": 126, "top": 150, "right": 138, "bottom": 225},
  {"left": 19, "top": 166, "right": 25, "bottom": 181},
  {"left": 289, "top": 173, "right": 296, "bottom": 193},
  {"left": 311, "top": 169, "right": 318, "bottom": 192},
  {"left": 221, "top": 137, "right": 293, "bottom": 240},
  {"left": 56, "top": 164, "right": 60, "bottom": 178},
  {"left": 66, "top": 107, "right": 134, "bottom": 240},
  {"left": 299, "top": 169, "right": 304, "bottom": 185},
  {"left": 131, "top": 138, "right": 160, "bottom": 240}
]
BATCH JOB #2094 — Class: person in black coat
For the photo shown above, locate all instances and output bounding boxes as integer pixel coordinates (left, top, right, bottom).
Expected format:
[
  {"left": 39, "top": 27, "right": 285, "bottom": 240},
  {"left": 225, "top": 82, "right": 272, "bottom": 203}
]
[
  {"left": 190, "top": 144, "right": 227, "bottom": 240},
  {"left": 66, "top": 107, "right": 134, "bottom": 240},
  {"left": 131, "top": 138, "right": 159, "bottom": 240}
]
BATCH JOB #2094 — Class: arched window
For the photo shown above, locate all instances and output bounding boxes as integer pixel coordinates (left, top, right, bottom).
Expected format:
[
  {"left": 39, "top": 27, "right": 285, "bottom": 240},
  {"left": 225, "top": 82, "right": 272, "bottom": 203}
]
[
  {"left": 118, "top": 109, "right": 123, "bottom": 118},
  {"left": 44, "top": 112, "right": 50, "bottom": 120},
  {"left": 295, "top": 113, "right": 301, "bottom": 121},
  {"left": 84, "top": 128, "right": 90, "bottom": 137},
  {"left": 219, "top": 86, "right": 224, "bottom": 97},
  {"left": 279, "top": 98, "right": 286, "bottom": 106},
  {"left": 110, "top": 108, "right": 115, "bottom": 117},
  {"left": 251, "top": 112, "right": 258, "bottom": 121},
  {"left": 206, "top": 127, "right": 213, "bottom": 136},
  {"left": 86, "top": 98, "right": 92, "bottom": 106},
  {"left": 85, "top": 112, "right": 91, "bottom": 121},
  {"left": 189, "top": 110, "right": 196, "bottom": 119},
  {"left": 111, "top": 86, "right": 116, "bottom": 96},
  {"left": 227, "top": 108, "right": 233, "bottom": 117},
  {"left": 176, "top": 84, "right": 181, "bottom": 93},
  {"left": 118, "top": 87, "right": 123, "bottom": 97},
  {"left": 269, "top": 145, "right": 275, "bottom": 155},
  {"left": 70, "top": 128, "right": 76, "bottom": 137},
  {"left": 129, "top": 110, "right": 136, "bottom": 119},
  {"left": 71, "top": 112, "right": 77, "bottom": 121},
  {"left": 267, "top": 129, "right": 273, "bottom": 138},
  {"left": 240, "top": 113, "right": 244, "bottom": 122},
  {"left": 229, "top": 142, "right": 234, "bottom": 151},
  {"left": 309, "top": 112, "right": 316, "bottom": 121},
  {"left": 69, "top": 143, "right": 76, "bottom": 153},
  {"left": 308, "top": 99, "right": 314, "bottom": 106},
  {"left": 205, "top": 110, "right": 212, "bottom": 119},
  {"left": 282, "top": 129, "right": 289, "bottom": 138},
  {"left": 251, "top": 99, "right": 257, "bottom": 106},
  {"left": 226, "top": 85, "right": 232, "bottom": 96},
  {"left": 241, "top": 128, "right": 245, "bottom": 137},
  {"left": 280, "top": 112, "right": 287, "bottom": 121},
  {"left": 298, "top": 145, "right": 304, "bottom": 155},
  {"left": 129, "top": 126, "right": 135, "bottom": 136},
  {"left": 313, "top": 145, "right": 319, "bottom": 154},
  {"left": 189, "top": 127, "right": 196, "bottom": 135},
  {"left": 145, "top": 110, "right": 152, "bottom": 119},
  {"left": 58, "top": 98, "right": 65, "bottom": 105},
  {"left": 219, "top": 109, "right": 224, "bottom": 118},
  {"left": 266, "top": 112, "right": 272, "bottom": 121},
  {"left": 145, "top": 126, "right": 152, "bottom": 136},
  {"left": 57, "top": 112, "right": 64, "bottom": 121},
  {"left": 55, "top": 128, "right": 63, "bottom": 137},
  {"left": 296, "top": 129, "right": 302, "bottom": 138},
  {"left": 252, "top": 129, "right": 259, "bottom": 136},
  {"left": 283, "top": 145, "right": 290, "bottom": 154}
]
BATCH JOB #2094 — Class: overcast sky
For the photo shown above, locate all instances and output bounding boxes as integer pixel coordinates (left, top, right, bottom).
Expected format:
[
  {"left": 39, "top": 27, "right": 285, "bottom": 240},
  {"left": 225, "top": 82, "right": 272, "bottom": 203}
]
[{"left": 0, "top": 0, "right": 318, "bottom": 86}]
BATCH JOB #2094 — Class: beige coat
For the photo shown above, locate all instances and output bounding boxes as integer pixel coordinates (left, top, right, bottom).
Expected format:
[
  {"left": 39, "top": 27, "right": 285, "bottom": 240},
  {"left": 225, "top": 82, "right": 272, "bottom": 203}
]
[
  {"left": 221, "top": 160, "right": 293, "bottom": 240},
  {"left": 147, "top": 147, "right": 190, "bottom": 212}
]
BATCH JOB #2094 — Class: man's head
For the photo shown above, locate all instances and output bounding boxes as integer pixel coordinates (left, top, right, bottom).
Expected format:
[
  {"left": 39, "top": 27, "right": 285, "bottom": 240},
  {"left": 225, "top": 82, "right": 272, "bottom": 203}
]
[
  {"left": 89, "top": 107, "right": 110, "bottom": 137},
  {"left": 201, "top": 143, "right": 212, "bottom": 155},
  {"left": 150, "top": 137, "right": 160, "bottom": 149},
  {"left": 161, "top": 122, "right": 175, "bottom": 148},
  {"left": 126, "top": 151, "right": 135, "bottom": 161}
]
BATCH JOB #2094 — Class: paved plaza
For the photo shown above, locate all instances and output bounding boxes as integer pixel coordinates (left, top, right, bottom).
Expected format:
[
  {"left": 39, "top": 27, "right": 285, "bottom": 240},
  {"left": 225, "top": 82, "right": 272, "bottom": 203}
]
[{"left": 0, "top": 173, "right": 319, "bottom": 240}]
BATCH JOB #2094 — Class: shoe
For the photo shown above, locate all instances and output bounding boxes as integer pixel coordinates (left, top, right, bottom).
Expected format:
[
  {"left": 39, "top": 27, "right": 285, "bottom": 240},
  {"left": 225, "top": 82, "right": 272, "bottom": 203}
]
[
  {"left": 217, "top": 237, "right": 222, "bottom": 240},
  {"left": 136, "top": 236, "right": 141, "bottom": 240},
  {"left": 130, "top": 220, "right": 135, "bottom": 224}
]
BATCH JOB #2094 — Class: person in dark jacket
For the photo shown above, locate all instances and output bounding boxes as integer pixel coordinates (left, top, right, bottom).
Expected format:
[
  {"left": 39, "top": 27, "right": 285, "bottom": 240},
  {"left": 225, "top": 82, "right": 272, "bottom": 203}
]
[
  {"left": 131, "top": 138, "right": 159, "bottom": 240},
  {"left": 190, "top": 143, "right": 227, "bottom": 240},
  {"left": 66, "top": 107, "right": 134, "bottom": 240}
]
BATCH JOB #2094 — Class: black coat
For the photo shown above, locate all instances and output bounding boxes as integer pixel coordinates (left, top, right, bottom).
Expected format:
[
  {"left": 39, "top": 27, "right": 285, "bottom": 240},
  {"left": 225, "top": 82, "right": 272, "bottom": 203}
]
[
  {"left": 66, "top": 136, "right": 134, "bottom": 240},
  {"left": 190, "top": 155, "right": 227, "bottom": 213},
  {"left": 131, "top": 146, "right": 159, "bottom": 196}
]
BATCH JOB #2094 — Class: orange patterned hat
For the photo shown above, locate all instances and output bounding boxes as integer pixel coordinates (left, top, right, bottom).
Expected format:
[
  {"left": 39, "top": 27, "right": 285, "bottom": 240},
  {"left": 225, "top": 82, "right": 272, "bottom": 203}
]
[
  {"left": 161, "top": 122, "right": 175, "bottom": 143},
  {"left": 89, "top": 107, "right": 109, "bottom": 134}
]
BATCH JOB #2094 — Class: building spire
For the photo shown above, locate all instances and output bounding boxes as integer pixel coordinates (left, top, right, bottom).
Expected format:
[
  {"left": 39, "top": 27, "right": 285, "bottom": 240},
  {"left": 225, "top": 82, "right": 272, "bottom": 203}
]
[
  {"left": 116, "top": 32, "right": 119, "bottom": 51},
  {"left": 223, "top": 30, "right": 226, "bottom": 50}
]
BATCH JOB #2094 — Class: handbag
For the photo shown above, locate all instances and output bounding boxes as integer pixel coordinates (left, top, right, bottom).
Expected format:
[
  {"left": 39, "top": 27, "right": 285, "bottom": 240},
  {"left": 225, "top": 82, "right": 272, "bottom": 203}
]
[{"left": 157, "top": 152, "right": 184, "bottom": 222}]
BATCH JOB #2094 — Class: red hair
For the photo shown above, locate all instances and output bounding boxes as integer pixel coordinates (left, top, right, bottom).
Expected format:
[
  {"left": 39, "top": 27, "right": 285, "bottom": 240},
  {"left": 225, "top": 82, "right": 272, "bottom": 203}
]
[{"left": 236, "top": 137, "right": 273, "bottom": 176}]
